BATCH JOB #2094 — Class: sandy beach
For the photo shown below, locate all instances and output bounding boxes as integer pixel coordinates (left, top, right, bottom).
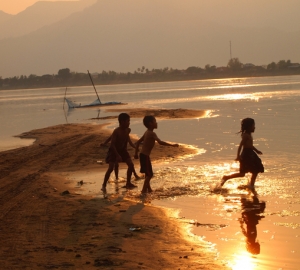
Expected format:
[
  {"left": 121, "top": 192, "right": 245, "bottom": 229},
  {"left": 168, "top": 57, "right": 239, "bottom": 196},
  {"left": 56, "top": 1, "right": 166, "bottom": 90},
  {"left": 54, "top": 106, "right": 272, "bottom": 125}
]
[{"left": 0, "top": 109, "right": 227, "bottom": 269}]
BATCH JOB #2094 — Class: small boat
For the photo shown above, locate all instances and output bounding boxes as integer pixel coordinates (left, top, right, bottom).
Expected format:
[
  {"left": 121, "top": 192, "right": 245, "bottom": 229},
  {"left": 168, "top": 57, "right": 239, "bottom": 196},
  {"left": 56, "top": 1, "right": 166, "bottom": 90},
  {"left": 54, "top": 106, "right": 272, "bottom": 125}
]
[
  {"left": 64, "top": 70, "right": 126, "bottom": 109},
  {"left": 64, "top": 97, "right": 124, "bottom": 109}
]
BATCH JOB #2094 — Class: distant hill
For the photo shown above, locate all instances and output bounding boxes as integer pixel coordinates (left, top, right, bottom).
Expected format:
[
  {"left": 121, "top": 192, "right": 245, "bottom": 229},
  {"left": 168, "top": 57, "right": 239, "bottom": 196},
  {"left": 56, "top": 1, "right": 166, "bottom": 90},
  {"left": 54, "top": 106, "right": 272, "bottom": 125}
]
[
  {"left": 0, "top": 10, "right": 12, "bottom": 24},
  {"left": 0, "top": 0, "right": 96, "bottom": 40},
  {"left": 0, "top": 0, "right": 300, "bottom": 78}
]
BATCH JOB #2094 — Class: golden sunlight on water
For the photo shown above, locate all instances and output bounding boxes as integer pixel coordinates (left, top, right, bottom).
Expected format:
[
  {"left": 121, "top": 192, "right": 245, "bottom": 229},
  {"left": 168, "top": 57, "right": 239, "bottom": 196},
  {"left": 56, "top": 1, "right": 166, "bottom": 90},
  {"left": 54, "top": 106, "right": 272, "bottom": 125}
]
[
  {"left": 208, "top": 93, "right": 259, "bottom": 101},
  {"left": 66, "top": 141, "right": 299, "bottom": 269},
  {"left": 149, "top": 155, "right": 300, "bottom": 269},
  {"left": 229, "top": 252, "right": 258, "bottom": 270},
  {"left": 140, "top": 88, "right": 300, "bottom": 107}
]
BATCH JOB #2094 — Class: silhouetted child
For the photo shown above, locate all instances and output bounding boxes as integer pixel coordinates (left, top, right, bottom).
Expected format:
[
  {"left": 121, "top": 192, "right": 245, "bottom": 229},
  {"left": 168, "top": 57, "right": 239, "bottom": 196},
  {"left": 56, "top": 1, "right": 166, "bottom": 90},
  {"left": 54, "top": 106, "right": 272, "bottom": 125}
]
[
  {"left": 101, "top": 134, "right": 141, "bottom": 180},
  {"left": 101, "top": 113, "right": 136, "bottom": 191},
  {"left": 135, "top": 115, "right": 179, "bottom": 194},
  {"left": 100, "top": 135, "right": 119, "bottom": 180},
  {"left": 220, "top": 118, "right": 264, "bottom": 189}
]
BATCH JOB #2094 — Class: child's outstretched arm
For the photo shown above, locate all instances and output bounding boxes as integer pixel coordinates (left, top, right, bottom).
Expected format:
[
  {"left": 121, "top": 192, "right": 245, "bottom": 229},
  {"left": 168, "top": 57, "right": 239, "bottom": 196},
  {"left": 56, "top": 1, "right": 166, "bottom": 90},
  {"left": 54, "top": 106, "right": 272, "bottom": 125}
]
[
  {"left": 154, "top": 133, "right": 179, "bottom": 147},
  {"left": 134, "top": 135, "right": 144, "bottom": 159},
  {"left": 127, "top": 128, "right": 136, "bottom": 149},
  {"left": 253, "top": 146, "right": 263, "bottom": 155},
  {"left": 110, "top": 130, "right": 122, "bottom": 162},
  {"left": 100, "top": 135, "right": 112, "bottom": 146},
  {"left": 128, "top": 136, "right": 136, "bottom": 149},
  {"left": 235, "top": 138, "right": 245, "bottom": 161}
]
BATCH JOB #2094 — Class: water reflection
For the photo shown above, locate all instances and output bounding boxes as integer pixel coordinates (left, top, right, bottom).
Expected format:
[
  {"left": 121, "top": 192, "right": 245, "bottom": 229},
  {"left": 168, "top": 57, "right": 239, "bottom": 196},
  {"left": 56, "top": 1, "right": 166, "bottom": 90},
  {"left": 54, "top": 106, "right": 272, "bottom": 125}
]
[
  {"left": 62, "top": 107, "right": 101, "bottom": 123},
  {"left": 240, "top": 195, "right": 266, "bottom": 255},
  {"left": 225, "top": 194, "right": 266, "bottom": 269},
  {"left": 231, "top": 252, "right": 258, "bottom": 270}
]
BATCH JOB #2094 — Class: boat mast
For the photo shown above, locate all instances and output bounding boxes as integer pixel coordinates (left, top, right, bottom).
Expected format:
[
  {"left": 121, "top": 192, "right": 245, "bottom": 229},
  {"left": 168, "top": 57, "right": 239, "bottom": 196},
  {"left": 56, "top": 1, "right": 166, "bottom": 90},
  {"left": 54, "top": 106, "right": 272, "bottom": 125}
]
[
  {"left": 63, "top": 87, "right": 67, "bottom": 109},
  {"left": 87, "top": 70, "right": 101, "bottom": 104}
]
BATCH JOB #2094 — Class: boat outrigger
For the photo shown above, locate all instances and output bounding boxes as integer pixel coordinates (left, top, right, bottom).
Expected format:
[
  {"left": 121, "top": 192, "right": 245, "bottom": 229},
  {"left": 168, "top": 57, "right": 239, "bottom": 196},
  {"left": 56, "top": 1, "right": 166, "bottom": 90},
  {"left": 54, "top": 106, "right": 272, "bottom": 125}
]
[{"left": 64, "top": 70, "right": 126, "bottom": 109}]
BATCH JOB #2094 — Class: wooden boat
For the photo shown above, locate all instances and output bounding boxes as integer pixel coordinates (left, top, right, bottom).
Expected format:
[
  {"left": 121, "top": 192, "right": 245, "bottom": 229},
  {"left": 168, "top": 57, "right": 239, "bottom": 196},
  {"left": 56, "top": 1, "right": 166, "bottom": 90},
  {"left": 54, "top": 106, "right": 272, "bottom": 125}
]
[
  {"left": 64, "top": 70, "right": 126, "bottom": 109},
  {"left": 64, "top": 97, "right": 125, "bottom": 109}
]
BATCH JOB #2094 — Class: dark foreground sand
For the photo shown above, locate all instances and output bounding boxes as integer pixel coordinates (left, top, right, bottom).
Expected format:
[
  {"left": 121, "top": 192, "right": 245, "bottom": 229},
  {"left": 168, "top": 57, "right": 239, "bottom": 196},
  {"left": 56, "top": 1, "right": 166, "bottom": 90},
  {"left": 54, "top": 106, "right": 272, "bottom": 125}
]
[{"left": 0, "top": 109, "right": 227, "bottom": 269}]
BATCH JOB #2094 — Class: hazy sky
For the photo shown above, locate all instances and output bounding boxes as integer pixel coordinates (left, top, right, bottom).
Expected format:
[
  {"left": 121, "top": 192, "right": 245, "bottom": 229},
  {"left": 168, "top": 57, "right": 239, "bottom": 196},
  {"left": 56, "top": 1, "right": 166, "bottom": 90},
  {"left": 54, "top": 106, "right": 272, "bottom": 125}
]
[
  {"left": 0, "top": 0, "right": 299, "bottom": 77},
  {"left": 0, "top": 0, "right": 77, "bottom": 15}
]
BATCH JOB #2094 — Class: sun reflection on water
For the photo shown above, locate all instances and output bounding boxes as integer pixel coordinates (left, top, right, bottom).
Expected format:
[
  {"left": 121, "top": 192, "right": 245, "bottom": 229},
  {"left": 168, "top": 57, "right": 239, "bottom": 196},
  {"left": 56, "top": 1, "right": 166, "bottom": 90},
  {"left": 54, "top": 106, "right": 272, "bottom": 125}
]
[
  {"left": 229, "top": 252, "right": 258, "bottom": 270},
  {"left": 119, "top": 152, "right": 300, "bottom": 270},
  {"left": 207, "top": 93, "right": 260, "bottom": 102}
]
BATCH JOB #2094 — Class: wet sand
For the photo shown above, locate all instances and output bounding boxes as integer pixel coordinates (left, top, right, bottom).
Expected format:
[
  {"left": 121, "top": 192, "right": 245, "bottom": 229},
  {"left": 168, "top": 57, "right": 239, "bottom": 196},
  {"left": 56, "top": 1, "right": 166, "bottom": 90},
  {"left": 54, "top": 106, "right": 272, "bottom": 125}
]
[{"left": 0, "top": 109, "right": 228, "bottom": 269}]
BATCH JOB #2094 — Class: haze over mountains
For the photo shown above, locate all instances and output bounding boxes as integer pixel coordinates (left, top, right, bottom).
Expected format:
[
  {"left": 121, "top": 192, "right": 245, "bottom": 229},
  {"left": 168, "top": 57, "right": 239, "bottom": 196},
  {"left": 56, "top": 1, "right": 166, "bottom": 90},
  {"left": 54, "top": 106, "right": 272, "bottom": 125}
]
[
  {"left": 0, "top": 0, "right": 300, "bottom": 78},
  {"left": 0, "top": 10, "right": 12, "bottom": 24},
  {"left": 0, "top": 0, "right": 96, "bottom": 40}
]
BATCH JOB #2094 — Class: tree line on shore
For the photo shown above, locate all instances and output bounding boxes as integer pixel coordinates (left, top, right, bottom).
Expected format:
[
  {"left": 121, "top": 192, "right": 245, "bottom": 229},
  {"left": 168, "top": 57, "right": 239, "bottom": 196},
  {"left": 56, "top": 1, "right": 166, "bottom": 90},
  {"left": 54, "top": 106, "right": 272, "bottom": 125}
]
[{"left": 1, "top": 58, "right": 300, "bottom": 90}]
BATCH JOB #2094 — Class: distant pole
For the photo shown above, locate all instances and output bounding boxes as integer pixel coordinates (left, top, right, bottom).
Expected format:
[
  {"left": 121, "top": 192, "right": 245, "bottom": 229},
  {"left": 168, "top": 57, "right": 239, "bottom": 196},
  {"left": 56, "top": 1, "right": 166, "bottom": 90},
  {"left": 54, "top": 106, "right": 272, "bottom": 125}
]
[
  {"left": 63, "top": 87, "right": 67, "bottom": 109},
  {"left": 230, "top": 40, "right": 232, "bottom": 60},
  {"left": 87, "top": 70, "right": 101, "bottom": 103}
]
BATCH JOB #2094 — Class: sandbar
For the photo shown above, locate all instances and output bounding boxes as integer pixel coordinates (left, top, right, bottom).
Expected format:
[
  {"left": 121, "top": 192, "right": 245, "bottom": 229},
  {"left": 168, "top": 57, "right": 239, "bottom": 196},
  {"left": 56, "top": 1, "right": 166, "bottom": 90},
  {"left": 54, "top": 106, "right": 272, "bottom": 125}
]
[{"left": 0, "top": 108, "right": 227, "bottom": 269}]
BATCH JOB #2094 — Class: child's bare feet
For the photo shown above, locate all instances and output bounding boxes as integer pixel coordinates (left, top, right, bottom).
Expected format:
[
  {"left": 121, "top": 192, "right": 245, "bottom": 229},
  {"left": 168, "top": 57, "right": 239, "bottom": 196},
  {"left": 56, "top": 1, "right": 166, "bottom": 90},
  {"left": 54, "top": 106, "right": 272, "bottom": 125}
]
[
  {"left": 125, "top": 183, "right": 137, "bottom": 189},
  {"left": 134, "top": 174, "right": 142, "bottom": 180},
  {"left": 141, "top": 189, "right": 147, "bottom": 194},
  {"left": 101, "top": 185, "right": 107, "bottom": 192},
  {"left": 220, "top": 176, "right": 228, "bottom": 186},
  {"left": 140, "top": 192, "right": 147, "bottom": 199},
  {"left": 247, "top": 184, "right": 255, "bottom": 191}
]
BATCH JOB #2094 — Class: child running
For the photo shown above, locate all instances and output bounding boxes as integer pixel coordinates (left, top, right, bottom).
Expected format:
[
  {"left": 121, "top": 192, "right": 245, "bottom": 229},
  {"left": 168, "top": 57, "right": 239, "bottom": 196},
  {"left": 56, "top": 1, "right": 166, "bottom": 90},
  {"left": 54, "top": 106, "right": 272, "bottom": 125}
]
[
  {"left": 220, "top": 117, "right": 264, "bottom": 189},
  {"left": 100, "top": 134, "right": 141, "bottom": 180},
  {"left": 101, "top": 113, "right": 136, "bottom": 191},
  {"left": 135, "top": 115, "right": 179, "bottom": 194}
]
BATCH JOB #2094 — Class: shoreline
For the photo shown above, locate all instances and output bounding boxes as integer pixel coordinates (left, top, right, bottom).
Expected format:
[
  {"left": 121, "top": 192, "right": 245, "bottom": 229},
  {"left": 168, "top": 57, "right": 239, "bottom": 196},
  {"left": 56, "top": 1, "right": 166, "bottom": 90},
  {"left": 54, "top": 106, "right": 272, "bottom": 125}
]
[
  {"left": 2, "top": 73, "right": 300, "bottom": 91},
  {"left": 0, "top": 111, "right": 228, "bottom": 268}
]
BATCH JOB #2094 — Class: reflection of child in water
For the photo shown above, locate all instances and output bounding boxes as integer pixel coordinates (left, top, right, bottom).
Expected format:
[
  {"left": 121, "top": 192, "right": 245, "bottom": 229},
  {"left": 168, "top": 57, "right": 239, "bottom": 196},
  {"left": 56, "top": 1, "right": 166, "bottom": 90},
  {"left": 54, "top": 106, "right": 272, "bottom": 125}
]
[{"left": 240, "top": 196, "right": 266, "bottom": 255}]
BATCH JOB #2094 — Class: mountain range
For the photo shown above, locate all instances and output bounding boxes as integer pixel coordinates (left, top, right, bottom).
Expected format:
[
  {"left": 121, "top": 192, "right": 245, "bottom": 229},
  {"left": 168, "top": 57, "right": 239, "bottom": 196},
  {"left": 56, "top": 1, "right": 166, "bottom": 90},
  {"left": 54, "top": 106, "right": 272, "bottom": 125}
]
[
  {"left": 0, "top": 10, "right": 12, "bottom": 24},
  {"left": 0, "top": 0, "right": 96, "bottom": 40},
  {"left": 0, "top": 0, "right": 300, "bottom": 78}
]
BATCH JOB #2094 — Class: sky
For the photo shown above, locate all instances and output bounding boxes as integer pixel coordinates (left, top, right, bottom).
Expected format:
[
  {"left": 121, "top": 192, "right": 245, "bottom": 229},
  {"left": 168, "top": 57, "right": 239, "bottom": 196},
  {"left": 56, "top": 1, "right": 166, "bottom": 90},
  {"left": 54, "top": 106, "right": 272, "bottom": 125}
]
[
  {"left": 0, "top": 0, "right": 77, "bottom": 15},
  {"left": 0, "top": 0, "right": 299, "bottom": 78}
]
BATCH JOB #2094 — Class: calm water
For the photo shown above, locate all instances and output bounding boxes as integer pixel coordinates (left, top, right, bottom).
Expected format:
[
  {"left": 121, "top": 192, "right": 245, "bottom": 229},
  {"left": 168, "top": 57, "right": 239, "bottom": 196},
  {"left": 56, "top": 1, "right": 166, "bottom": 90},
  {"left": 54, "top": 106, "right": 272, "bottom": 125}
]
[{"left": 1, "top": 76, "right": 300, "bottom": 269}]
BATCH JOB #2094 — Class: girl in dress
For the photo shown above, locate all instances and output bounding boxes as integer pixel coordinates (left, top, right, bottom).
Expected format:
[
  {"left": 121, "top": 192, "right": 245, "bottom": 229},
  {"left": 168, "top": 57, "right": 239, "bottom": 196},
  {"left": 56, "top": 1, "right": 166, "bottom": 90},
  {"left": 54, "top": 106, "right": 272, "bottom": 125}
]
[{"left": 220, "top": 118, "right": 264, "bottom": 188}]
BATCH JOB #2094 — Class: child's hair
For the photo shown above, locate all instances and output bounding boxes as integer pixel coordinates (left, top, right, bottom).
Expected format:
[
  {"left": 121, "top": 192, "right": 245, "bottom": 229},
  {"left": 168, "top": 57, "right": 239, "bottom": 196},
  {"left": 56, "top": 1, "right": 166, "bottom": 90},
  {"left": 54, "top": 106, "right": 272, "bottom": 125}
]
[
  {"left": 246, "top": 241, "right": 260, "bottom": 255},
  {"left": 246, "top": 242, "right": 260, "bottom": 255},
  {"left": 239, "top": 118, "right": 255, "bottom": 135},
  {"left": 118, "top": 113, "right": 130, "bottom": 123},
  {"left": 143, "top": 115, "right": 155, "bottom": 128}
]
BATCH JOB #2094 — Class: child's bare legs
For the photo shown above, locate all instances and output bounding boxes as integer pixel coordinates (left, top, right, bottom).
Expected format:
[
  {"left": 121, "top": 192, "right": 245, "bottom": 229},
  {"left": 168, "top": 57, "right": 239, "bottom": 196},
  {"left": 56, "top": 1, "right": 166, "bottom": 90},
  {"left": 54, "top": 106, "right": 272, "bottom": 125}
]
[
  {"left": 249, "top": 173, "right": 258, "bottom": 187},
  {"left": 133, "top": 166, "right": 141, "bottom": 179},
  {"left": 141, "top": 175, "right": 152, "bottom": 194},
  {"left": 146, "top": 172, "right": 154, "bottom": 192},
  {"left": 102, "top": 162, "right": 115, "bottom": 190},
  {"left": 221, "top": 172, "right": 245, "bottom": 186},
  {"left": 114, "top": 163, "right": 119, "bottom": 180},
  {"left": 125, "top": 159, "right": 136, "bottom": 188}
]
